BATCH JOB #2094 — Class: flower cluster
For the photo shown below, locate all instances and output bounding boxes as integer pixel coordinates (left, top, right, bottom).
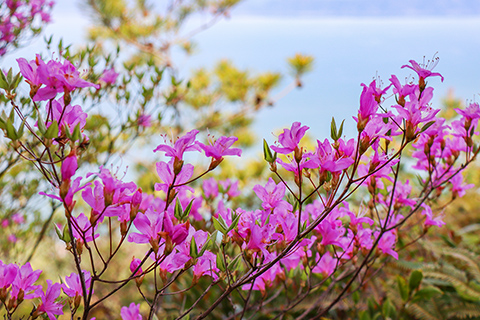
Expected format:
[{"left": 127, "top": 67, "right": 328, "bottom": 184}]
[
  {"left": 0, "top": 0, "right": 54, "bottom": 56},
  {"left": 1, "top": 57, "right": 477, "bottom": 319}
]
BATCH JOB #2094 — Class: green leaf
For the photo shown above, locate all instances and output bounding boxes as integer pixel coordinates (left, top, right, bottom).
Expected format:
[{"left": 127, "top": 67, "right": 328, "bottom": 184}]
[
  {"left": 11, "top": 72, "right": 22, "bottom": 90},
  {"left": 352, "top": 291, "right": 360, "bottom": 304},
  {"left": 17, "top": 118, "right": 26, "bottom": 139},
  {"left": 359, "top": 311, "right": 371, "bottom": 320},
  {"left": 6, "top": 68, "right": 13, "bottom": 85},
  {"left": 411, "top": 286, "right": 443, "bottom": 303},
  {"left": 37, "top": 112, "right": 47, "bottom": 134},
  {"left": 183, "top": 199, "right": 194, "bottom": 219},
  {"left": 190, "top": 236, "right": 198, "bottom": 258},
  {"left": 227, "top": 212, "right": 241, "bottom": 232},
  {"left": 397, "top": 275, "right": 409, "bottom": 302},
  {"left": 62, "top": 224, "right": 71, "bottom": 243},
  {"left": 0, "top": 69, "right": 8, "bottom": 90},
  {"left": 72, "top": 123, "right": 82, "bottom": 142},
  {"left": 227, "top": 254, "right": 241, "bottom": 271},
  {"left": 409, "top": 270, "right": 423, "bottom": 292},
  {"left": 54, "top": 224, "right": 63, "bottom": 239},
  {"left": 382, "top": 299, "right": 392, "bottom": 318},
  {"left": 216, "top": 252, "right": 226, "bottom": 272},
  {"left": 174, "top": 199, "right": 183, "bottom": 220},
  {"left": 263, "top": 139, "right": 276, "bottom": 163},
  {"left": 5, "top": 119, "right": 17, "bottom": 140},
  {"left": 330, "top": 117, "right": 338, "bottom": 141},
  {"left": 44, "top": 121, "right": 59, "bottom": 139},
  {"left": 337, "top": 119, "right": 345, "bottom": 139},
  {"left": 420, "top": 121, "right": 435, "bottom": 133},
  {"left": 212, "top": 217, "right": 228, "bottom": 235},
  {"left": 199, "top": 230, "right": 217, "bottom": 257}
]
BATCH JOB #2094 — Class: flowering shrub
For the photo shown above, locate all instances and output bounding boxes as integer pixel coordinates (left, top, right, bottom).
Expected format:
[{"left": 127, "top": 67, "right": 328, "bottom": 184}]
[
  {"left": 0, "top": 48, "right": 477, "bottom": 320},
  {"left": 0, "top": 1, "right": 479, "bottom": 319}
]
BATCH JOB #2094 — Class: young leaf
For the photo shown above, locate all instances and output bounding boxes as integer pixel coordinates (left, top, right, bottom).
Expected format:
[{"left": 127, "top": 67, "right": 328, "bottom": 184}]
[
  {"left": 37, "top": 112, "right": 47, "bottom": 134},
  {"left": 174, "top": 199, "right": 183, "bottom": 220},
  {"left": 263, "top": 139, "right": 276, "bottom": 163},
  {"left": 216, "top": 252, "right": 226, "bottom": 272},
  {"left": 337, "top": 119, "right": 345, "bottom": 139},
  {"left": 183, "top": 199, "right": 194, "bottom": 219},
  {"left": 72, "top": 123, "right": 82, "bottom": 142},
  {"left": 212, "top": 217, "right": 228, "bottom": 235},
  {"left": 411, "top": 286, "right": 443, "bottom": 303},
  {"left": 227, "top": 213, "right": 241, "bottom": 232},
  {"left": 190, "top": 236, "right": 198, "bottom": 259},
  {"left": 0, "top": 69, "right": 8, "bottom": 90},
  {"left": 5, "top": 119, "right": 17, "bottom": 140},
  {"left": 330, "top": 117, "right": 338, "bottom": 141},
  {"left": 409, "top": 270, "right": 423, "bottom": 292},
  {"left": 397, "top": 275, "right": 409, "bottom": 302},
  {"left": 17, "top": 118, "right": 26, "bottom": 139},
  {"left": 44, "top": 120, "right": 59, "bottom": 139},
  {"left": 227, "top": 254, "right": 241, "bottom": 271}
]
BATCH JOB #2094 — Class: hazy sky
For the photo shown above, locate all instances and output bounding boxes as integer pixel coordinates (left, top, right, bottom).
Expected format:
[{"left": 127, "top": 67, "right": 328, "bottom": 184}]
[{"left": 234, "top": 0, "right": 480, "bottom": 17}]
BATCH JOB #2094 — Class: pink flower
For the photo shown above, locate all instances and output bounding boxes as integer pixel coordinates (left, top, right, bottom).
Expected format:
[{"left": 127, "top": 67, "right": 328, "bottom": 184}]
[
  {"left": 202, "top": 177, "right": 218, "bottom": 199},
  {"left": 12, "top": 213, "right": 24, "bottom": 224},
  {"left": 62, "top": 270, "right": 92, "bottom": 298},
  {"left": 0, "top": 260, "right": 18, "bottom": 290},
  {"left": 253, "top": 178, "right": 292, "bottom": 217},
  {"left": 375, "top": 230, "right": 398, "bottom": 260},
  {"left": 99, "top": 68, "right": 119, "bottom": 85},
  {"left": 357, "top": 81, "right": 379, "bottom": 123},
  {"left": 449, "top": 173, "right": 474, "bottom": 198},
  {"left": 312, "top": 252, "right": 337, "bottom": 277},
  {"left": 153, "top": 130, "right": 200, "bottom": 160},
  {"left": 192, "top": 251, "right": 219, "bottom": 281},
  {"left": 11, "top": 262, "right": 42, "bottom": 300},
  {"left": 16, "top": 55, "right": 41, "bottom": 87},
  {"left": 40, "top": 177, "right": 89, "bottom": 210},
  {"left": 128, "top": 208, "right": 164, "bottom": 246},
  {"left": 271, "top": 122, "right": 309, "bottom": 154},
  {"left": 316, "top": 138, "right": 354, "bottom": 174},
  {"left": 137, "top": 114, "right": 152, "bottom": 128},
  {"left": 155, "top": 159, "right": 194, "bottom": 194},
  {"left": 219, "top": 179, "right": 241, "bottom": 198},
  {"left": 421, "top": 204, "right": 445, "bottom": 228},
  {"left": 130, "top": 258, "right": 143, "bottom": 276},
  {"left": 390, "top": 74, "right": 416, "bottom": 103},
  {"left": 36, "top": 280, "right": 64, "bottom": 320},
  {"left": 61, "top": 154, "right": 78, "bottom": 182},
  {"left": 121, "top": 302, "right": 143, "bottom": 320},
  {"left": 402, "top": 59, "right": 444, "bottom": 82},
  {"left": 71, "top": 213, "right": 99, "bottom": 243},
  {"left": 47, "top": 99, "right": 88, "bottom": 135},
  {"left": 197, "top": 136, "right": 242, "bottom": 160}
]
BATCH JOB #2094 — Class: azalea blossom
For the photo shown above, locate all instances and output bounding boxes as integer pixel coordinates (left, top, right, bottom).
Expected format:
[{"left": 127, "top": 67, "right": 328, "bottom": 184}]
[
  {"left": 35, "top": 280, "right": 63, "bottom": 320},
  {"left": 197, "top": 135, "right": 242, "bottom": 160},
  {"left": 121, "top": 302, "right": 143, "bottom": 320},
  {"left": 271, "top": 122, "right": 309, "bottom": 155}
]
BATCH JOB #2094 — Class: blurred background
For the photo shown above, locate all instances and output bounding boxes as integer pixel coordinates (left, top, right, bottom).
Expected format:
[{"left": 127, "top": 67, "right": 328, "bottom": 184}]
[{"left": 4, "top": 0, "right": 480, "bottom": 147}]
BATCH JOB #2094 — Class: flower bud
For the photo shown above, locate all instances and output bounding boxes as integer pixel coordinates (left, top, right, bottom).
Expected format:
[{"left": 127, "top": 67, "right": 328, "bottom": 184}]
[
  {"left": 74, "top": 294, "right": 81, "bottom": 309},
  {"left": 130, "top": 188, "right": 142, "bottom": 220},
  {"left": 120, "top": 221, "right": 128, "bottom": 237},
  {"left": 173, "top": 158, "right": 184, "bottom": 175}
]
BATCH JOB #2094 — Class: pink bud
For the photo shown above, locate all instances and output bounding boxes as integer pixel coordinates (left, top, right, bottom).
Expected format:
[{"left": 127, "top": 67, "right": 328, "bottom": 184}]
[
  {"left": 61, "top": 154, "right": 77, "bottom": 182},
  {"left": 130, "top": 258, "right": 143, "bottom": 276}
]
